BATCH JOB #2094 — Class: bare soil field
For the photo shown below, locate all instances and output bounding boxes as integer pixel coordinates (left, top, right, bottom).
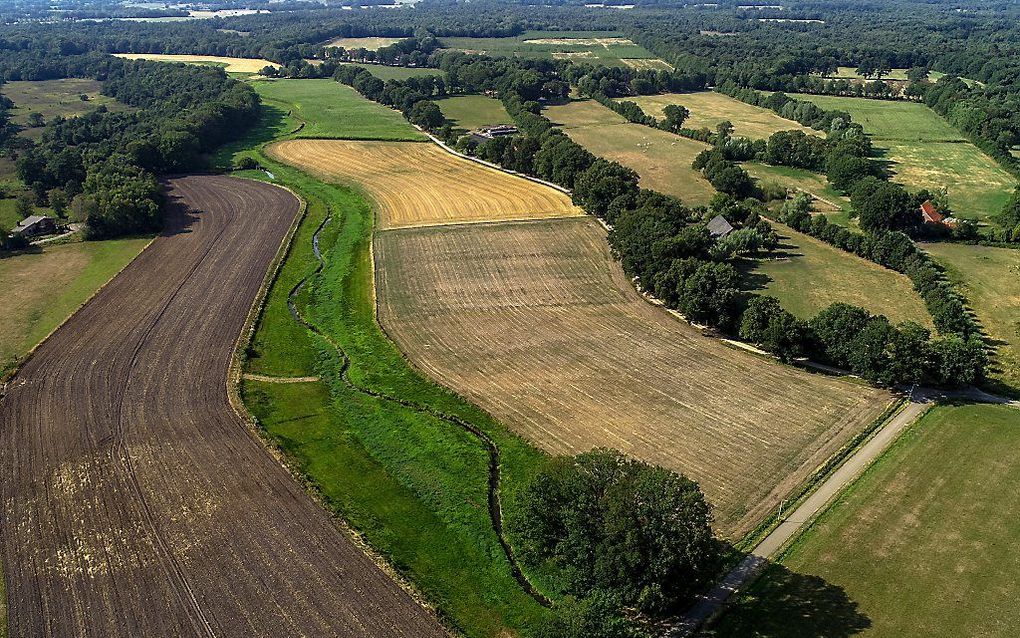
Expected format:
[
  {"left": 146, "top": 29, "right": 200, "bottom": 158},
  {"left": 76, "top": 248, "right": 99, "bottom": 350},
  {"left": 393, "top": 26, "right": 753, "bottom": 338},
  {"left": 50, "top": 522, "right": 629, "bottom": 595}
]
[
  {"left": 0, "top": 175, "right": 444, "bottom": 637},
  {"left": 268, "top": 139, "right": 582, "bottom": 228},
  {"left": 374, "top": 217, "right": 892, "bottom": 538}
]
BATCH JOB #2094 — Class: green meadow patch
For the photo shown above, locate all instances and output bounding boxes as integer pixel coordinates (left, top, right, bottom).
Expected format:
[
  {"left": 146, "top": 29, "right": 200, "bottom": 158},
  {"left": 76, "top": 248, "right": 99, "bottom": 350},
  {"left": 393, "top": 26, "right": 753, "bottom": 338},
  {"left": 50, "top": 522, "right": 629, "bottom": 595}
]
[
  {"left": 253, "top": 78, "right": 425, "bottom": 141},
  {"left": 709, "top": 403, "right": 1020, "bottom": 638},
  {"left": 789, "top": 93, "right": 1015, "bottom": 220}
]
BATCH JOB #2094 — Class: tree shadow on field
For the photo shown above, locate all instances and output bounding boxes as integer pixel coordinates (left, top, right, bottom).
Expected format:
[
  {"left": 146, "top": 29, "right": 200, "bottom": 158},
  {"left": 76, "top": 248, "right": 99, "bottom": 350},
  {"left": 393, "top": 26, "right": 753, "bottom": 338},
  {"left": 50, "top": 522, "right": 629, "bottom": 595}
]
[{"left": 704, "top": 563, "right": 871, "bottom": 638}]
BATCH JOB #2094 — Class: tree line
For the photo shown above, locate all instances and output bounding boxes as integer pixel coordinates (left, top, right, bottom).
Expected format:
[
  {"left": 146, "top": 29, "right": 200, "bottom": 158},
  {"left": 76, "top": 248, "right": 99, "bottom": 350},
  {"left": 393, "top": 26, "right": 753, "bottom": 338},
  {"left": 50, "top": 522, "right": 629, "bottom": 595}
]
[{"left": 8, "top": 57, "right": 258, "bottom": 239}]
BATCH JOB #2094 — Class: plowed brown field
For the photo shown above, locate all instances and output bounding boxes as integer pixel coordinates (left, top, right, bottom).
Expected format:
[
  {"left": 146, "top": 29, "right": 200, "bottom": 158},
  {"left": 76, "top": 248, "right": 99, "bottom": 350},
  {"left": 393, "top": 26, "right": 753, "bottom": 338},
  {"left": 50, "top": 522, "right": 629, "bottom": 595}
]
[
  {"left": 0, "top": 175, "right": 445, "bottom": 637},
  {"left": 268, "top": 139, "right": 582, "bottom": 228},
  {"left": 375, "top": 217, "right": 893, "bottom": 538}
]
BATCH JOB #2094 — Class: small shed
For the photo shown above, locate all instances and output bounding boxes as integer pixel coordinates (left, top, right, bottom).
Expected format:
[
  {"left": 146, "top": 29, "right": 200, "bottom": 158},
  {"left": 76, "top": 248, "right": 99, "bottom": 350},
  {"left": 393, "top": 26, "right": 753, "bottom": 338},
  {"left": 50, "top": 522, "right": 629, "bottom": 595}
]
[
  {"left": 707, "top": 214, "right": 734, "bottom": 239},
  {"left": 14, "top": 215, "right": 56, "bottom": 237}
]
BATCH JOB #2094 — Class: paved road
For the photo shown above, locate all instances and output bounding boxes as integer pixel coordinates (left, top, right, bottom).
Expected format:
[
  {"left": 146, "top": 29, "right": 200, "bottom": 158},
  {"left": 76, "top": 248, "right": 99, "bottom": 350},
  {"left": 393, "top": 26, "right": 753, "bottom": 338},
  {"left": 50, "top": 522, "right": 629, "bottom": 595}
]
[{"left": 671, "top": 389, "right": 935, "bottom": 637}]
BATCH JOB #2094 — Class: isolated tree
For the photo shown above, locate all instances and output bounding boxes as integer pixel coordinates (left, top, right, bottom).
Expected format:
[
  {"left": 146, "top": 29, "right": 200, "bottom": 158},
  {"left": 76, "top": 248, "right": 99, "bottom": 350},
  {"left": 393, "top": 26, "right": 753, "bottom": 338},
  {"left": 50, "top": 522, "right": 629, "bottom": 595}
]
[
  {"left": 15, "top": 194, "right": 33, "bottom": 218},
  {"left": 906, "top": 66, "right": 930, "bottom": 83},
  {"left": 715, "top": 119, "right": 734, "bottom": 142},
  {"left": 520, "top": 449, "right": 717, "bottom": 613},
  {"left": 48, "top": 188, "right": 67, "bottom": 217},
  {"left": 662, "top": 104, "right": 690, "bottom": 132},
  {"left": 851, "top": 177, "right": 915, "bottom": 232},
  {"left": 27, "top": 112, "right": 44, "bottom": 127}
]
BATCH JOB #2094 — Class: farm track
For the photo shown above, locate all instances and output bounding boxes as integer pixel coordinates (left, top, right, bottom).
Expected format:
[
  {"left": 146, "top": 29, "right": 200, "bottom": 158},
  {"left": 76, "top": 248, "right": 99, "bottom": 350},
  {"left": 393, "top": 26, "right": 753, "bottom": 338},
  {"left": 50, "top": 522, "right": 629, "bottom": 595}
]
[
  {"left": 284, "top": 205, "right": 552, "bottom": 608},
  {"left": 0, "top": 175, "right": 445, "bottom": 637}
]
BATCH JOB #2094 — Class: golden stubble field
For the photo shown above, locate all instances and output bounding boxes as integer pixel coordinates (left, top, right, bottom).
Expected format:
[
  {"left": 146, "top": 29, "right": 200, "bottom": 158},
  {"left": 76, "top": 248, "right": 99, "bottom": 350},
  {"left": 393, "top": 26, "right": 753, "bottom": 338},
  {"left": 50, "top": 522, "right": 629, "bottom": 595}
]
[
  {"left": 268, "top": 139, "right": 583, "bottom": 228},
  {"left": 374, "top": 216, "right": 893, "bottom": 538}
]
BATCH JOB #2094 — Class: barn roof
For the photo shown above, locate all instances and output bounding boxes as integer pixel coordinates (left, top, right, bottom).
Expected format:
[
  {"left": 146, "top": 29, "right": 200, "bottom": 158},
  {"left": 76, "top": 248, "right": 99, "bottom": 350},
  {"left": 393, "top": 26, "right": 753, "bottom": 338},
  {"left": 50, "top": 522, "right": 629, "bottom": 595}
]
[
  {"left": 707, "top": 214, "right": 734, "bottom": 238},
  {"left": 920, "top": 200, "right": 943, "bottom": 224}
]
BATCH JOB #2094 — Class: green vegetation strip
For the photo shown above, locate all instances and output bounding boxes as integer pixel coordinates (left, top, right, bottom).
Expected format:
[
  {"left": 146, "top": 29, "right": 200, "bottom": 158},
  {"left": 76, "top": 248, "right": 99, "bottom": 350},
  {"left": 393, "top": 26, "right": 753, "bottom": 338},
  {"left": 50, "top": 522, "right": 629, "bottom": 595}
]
[{"left": 225, "top": 104, "right": 553, "bottom": 637}]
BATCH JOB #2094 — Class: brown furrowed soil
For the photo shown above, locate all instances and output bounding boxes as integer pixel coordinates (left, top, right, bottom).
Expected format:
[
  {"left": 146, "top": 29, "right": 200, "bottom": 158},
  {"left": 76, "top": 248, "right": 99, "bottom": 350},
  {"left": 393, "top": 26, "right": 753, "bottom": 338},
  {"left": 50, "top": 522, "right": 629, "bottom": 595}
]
[
  {"left": 268, "top": 139, "right": 582, "bottom": 229},
  {"left": 0, "top": 175, "right": 445, "bottom": 637},
  {"left": 375, "top": 217, "right": 893, "bottom": 539}
]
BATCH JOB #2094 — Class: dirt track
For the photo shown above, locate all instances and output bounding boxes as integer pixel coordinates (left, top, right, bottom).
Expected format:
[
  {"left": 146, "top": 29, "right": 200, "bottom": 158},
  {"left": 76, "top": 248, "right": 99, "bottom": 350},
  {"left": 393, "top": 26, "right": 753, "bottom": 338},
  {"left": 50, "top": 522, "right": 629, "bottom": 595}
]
[{"left": 0, "top": 175, "right": 445, "bottom": 637}]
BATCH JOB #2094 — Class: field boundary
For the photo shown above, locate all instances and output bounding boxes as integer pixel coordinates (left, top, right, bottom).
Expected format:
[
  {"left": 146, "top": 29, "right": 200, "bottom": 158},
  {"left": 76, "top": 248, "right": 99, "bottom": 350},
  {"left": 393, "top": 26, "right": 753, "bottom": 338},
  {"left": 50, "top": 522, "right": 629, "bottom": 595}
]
[
  {"left": 223, "top": 174, "right": 447, "bottom": 621},
  {"left": 278, "top": 179, "right": 554, "bottom": 608},
  {"left": 0, "top": 234, "right": 156, "bottom": 390}
]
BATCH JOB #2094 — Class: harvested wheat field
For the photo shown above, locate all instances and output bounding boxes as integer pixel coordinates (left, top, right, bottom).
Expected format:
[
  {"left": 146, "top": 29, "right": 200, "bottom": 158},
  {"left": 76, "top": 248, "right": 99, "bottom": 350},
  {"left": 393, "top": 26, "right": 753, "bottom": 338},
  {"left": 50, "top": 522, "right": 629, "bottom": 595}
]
[
  {"left": 375, "top": 217, "right": 893, "bottom": 539},
  {"left": 112, "top": 53, "right": 278, "bottom": 73},
  {"left": 269, "top": 139, "right": 582, "bottom": 228},
  {"left": 0, "top": 175, "right": 445, "bottom": 637}
]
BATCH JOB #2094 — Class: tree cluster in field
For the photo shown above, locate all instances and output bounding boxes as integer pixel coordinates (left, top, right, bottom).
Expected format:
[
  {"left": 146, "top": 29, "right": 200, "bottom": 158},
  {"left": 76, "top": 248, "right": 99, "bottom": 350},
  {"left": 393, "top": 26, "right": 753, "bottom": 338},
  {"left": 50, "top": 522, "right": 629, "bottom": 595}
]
[
  {"left": 10, "top": 58, "right": 258, "bottom": 239},
  {"left": 520, "top": 449, "right": 717, "bottom": 636}
]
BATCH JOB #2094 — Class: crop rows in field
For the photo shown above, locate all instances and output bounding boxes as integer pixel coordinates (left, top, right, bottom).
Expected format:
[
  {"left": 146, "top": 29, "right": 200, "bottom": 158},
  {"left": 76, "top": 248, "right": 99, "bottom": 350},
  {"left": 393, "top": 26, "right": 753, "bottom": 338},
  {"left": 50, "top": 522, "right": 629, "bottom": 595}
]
[
  {"left": 268, "top": 139, "right": 582, "bottom": 229},
  {"left": 374, "top": 216, "right": 893, "bottom": 538},
  {"left": 0, "top": 176, "right": 443, "bottom": 637}
]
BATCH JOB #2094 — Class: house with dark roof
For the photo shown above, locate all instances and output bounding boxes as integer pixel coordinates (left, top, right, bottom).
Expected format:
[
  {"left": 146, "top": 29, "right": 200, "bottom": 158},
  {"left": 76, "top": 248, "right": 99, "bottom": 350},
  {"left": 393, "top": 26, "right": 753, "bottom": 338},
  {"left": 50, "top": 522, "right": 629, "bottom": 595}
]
[
  {"left": 14, "top": 215, "right": 56, "bottom": 237},
  {"left": 707, "top": 214, "right": 734, "bottom": 238}
]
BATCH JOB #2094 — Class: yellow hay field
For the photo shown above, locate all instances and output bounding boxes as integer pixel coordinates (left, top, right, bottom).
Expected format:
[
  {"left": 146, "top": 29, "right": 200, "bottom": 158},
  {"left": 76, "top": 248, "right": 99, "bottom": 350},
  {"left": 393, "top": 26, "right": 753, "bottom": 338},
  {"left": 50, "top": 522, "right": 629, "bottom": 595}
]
[
  {"left": 112, "top": 53, "right": 277, "bottom": 73},
  {"left": 375, "top": 217, "right": 894, "bottom": 538},
  {"left": 268, "top": 139, "right": 583, "bottom": 229}
]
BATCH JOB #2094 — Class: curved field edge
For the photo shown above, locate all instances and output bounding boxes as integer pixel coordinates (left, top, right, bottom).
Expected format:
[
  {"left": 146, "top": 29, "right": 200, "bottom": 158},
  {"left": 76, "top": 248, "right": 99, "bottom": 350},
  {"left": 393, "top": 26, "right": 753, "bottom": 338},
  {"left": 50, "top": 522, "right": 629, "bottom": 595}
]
[{"left": 230, "top": 143, "right": 556, "bottom": 636}]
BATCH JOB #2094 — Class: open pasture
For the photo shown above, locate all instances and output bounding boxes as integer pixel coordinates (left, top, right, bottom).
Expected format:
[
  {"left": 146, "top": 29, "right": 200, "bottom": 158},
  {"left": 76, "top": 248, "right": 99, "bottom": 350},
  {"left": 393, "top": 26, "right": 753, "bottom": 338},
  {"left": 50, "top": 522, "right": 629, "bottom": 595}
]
[
  {"left": 338, "top": 62, "right": 443, "bottom": 81},
  {"left": 789, "top": 93, "right": 1015, "bottom": 220},
  {"left": 0, "top": 175, "right": 444, "bottom": 636},
  {"left": 745, "top": 221, "right": 932, "bottom": 326},
  {"left": 0, "top": 238, "right": 149, "bottom": 378},
  {"left": 374, "top": 217, "right": 893, "bottom": 538},
  {"left": 112, "top": 52, "right": 278, "bottom": 73},
  {"left": 325, "top": 36, "right": 403, "bottom": 50},
  {"left": 439, "top": 30, "right": 665, "bottom": 67},
  {"left": 710, "top": 403, "right": 1020, "bottom": 638},
  {"left": 626, "top": 91, "right": 816, "bottom": 139},
  {"left": 436, "top": 94, "right": 513, "bottom": 130},
  {"left": 545, "top": 99, "right": 717, "bottom": 206},
  {"left": 269, "top": 139, "right": 581, "bottom": 228},
  {"left": 254, "top": 79, "right": 425, "bottom": 140},
  {"left": 2, "top": 79, "right": 128, "bottom": 132},
  {"left": 744, "top": 162, "right": 850, "bottom": 213},
  {"left": 924, "top": 242, "right": 1020, "bottom": 393}
]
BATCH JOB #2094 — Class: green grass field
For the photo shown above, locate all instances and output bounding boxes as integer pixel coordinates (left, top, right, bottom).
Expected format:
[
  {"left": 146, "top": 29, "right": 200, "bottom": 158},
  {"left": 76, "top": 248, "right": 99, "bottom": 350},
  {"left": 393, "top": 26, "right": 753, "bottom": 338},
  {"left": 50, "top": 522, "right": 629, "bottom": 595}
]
[
  {"left": 1, "top": 238, "right": 150, "bottom": 378},
  {"left": 338, "top": 62, "right": 444, "bottom": 81},
  {"left": 545, "top": 99, "right": 716, "bottom": 206},
  {"left": 2, "top": 79, "right": 129, "bottom": 134},
  {"left": 788, "top": 93, "right": 1015, "bottom": 220},
  {"left": 253, "top": 79, "right": 425, "bottom": 141},
  {"left": 708, "top": 403, "right": 1020, "bottom": 638},
  {"left": 436, "top": 94, "right": 512, "bottom": 130},
  {"left": 626, "top": 92, "right": 817, "bottom": 140},
  {"left": 924, "top": 243, "right": 1020, "bottom": 394},
  {"left": 221, "top": 103, "right": 556, "bottom": 637},
  {"left": 439, "top": 30, "right": 665, "bottom": 67},
  {"left": 744, "top": 221, "right": 932, "bottom": 326},
  {"left": 744, "top": 163, "right": 851, "bottom": 213}
]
